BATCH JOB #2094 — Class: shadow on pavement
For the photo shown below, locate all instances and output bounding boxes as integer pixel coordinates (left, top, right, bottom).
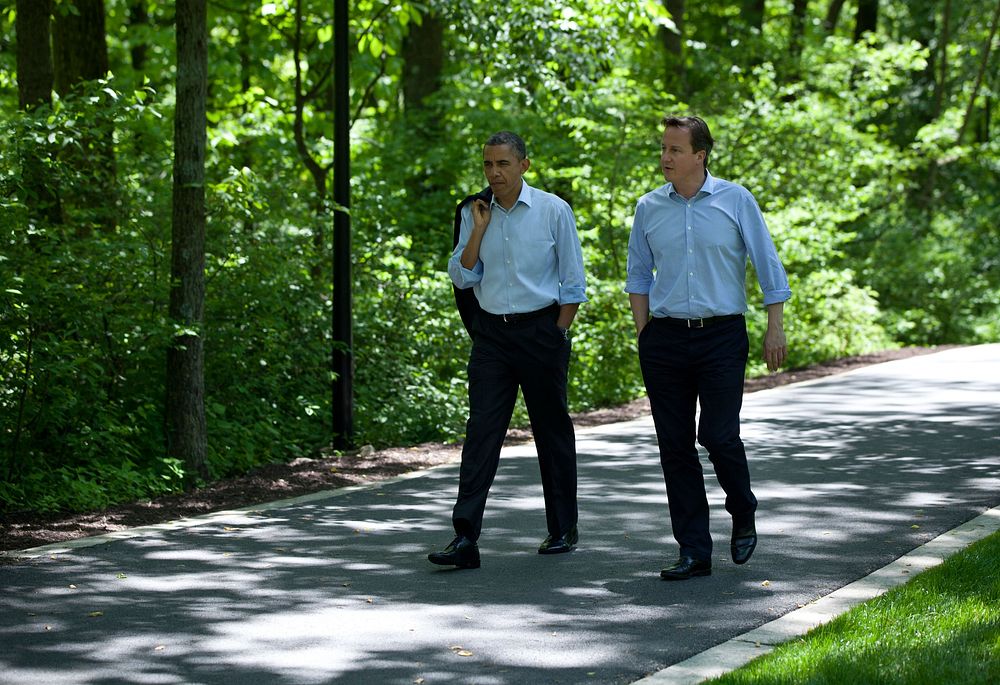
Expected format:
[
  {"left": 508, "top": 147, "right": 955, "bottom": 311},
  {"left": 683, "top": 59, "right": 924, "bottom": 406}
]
[{"left": 1, "top": 346, "right": 998, "bottom": 684}]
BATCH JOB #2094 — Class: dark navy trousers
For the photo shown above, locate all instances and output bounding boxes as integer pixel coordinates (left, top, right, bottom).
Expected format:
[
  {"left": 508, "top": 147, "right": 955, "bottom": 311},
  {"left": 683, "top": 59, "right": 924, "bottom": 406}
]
[
  {"left": 452, "top": 307, "right": 577, "bottom": 542},
  {"left": 638, "top": 315, "right": 756, "bottom": 560}
]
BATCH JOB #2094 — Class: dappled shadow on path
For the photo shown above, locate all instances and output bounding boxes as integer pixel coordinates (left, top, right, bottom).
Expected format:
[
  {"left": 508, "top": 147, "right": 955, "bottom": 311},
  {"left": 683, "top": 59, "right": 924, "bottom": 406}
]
[{"left": 1, "top": 350, "right": 998, "bottom": 684}]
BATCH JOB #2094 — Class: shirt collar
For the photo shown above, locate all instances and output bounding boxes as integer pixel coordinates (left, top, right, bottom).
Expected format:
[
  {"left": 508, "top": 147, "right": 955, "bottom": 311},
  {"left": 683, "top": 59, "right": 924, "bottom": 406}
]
[
  {"left": 492, "top": 180, "right": 534, "bottom": 209},
  {"left": 664, "top": 171, "right": 717, "bottom": 200}
]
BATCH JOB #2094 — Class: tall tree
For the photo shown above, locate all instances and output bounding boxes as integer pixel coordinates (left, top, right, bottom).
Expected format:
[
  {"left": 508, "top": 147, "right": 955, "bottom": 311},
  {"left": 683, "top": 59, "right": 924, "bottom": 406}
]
[
  {"left": 957, "top": 0, "right": 1000, "bottom": 144},
  {"left": 15, "top": 0, "right": 62, "bottom": 225},
  {"left": 789, "top": 0, "right": 808, "bottom": 63},
  {"left": 401, "top": 10, "right": 443, "bottom": 112},
  {"left": 52, "top": 0, "right": 109, "bottom": 94},
  {"left": 743, "top": 0, "right": 765, "bottom": 31},
  {"left": 128, "top": 1, "right": 150, "bottom": 72},
  {"left": 166, "top": 0, "right": 209, "bottom": 481},
  {"left": 52, "top": 0, "right": 117, "bottom": 233},
  {"left": 290, "top": 0, "right": 334, "bottom": 282},
  {"left": 823, "top": 0, "right": 848, "bottom": 32},
  {"left": 854, "top": 0, "right": 879, "bottom": 40},
  {"left": 740, "top": 0, "right": 765, "bottom": 69},
  {"left": 660, "top": 0, "right": 685, "bottom": 95}
]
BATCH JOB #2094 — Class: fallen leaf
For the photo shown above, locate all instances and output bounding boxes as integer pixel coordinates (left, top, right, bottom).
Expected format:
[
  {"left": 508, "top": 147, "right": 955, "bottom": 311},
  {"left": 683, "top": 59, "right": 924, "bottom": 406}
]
[
  {"left": 88, "top": 611, "right": 104, "bottom": 618},
  {"left": 761, "top": 580, "right": 771, "bottom": 587},
  {"left": 366, "top": 598, "right": 374, "bottom": 604},
  {"left": 68, "top": 585, "right": 77, "bottom": 589},
  {"left": 223, "top": 527, "right": 239, "bottom": 532},
  {"left": 456, "top": 650, "right": 473, "bottom": 657},
  {"left": 414, "top": 679, "right": 424, "bottom": 684},
  {"left": 911, "top": 524, "right": 920, "bottom": 529},
  {"left": 116, "top": 573, "right": 127, "bottom": 580},
  {"left": 154, "top": 645, "right": 166, "bottom": 652}
]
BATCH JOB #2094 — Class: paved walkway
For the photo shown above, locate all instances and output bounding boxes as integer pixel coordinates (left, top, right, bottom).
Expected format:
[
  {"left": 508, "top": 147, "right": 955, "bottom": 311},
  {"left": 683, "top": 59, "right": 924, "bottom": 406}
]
[{"left": 2, "top": 344, "right": 998, "bottom": 685}]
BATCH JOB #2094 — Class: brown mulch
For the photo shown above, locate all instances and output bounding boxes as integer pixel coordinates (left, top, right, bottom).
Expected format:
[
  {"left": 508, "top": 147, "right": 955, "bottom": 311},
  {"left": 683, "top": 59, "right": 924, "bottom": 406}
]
[{"left": 0, "top": 347, "right": 953, "bottom": 555}]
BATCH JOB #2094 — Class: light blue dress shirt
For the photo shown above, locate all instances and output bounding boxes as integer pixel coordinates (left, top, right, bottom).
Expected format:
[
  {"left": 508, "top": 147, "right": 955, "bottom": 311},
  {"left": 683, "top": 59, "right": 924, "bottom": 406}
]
[
  {"left": 449, "top": 181, "right": 587, "bottom": 315},
  {"left": 625, "top": 172, "right": 791, "bottom": 318}
]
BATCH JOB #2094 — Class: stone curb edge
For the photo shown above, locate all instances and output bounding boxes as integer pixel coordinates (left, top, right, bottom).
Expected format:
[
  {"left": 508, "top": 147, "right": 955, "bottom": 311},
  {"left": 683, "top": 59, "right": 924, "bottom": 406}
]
[{"left": 632, "top": 505, "right": 1000, "bottom": 684}]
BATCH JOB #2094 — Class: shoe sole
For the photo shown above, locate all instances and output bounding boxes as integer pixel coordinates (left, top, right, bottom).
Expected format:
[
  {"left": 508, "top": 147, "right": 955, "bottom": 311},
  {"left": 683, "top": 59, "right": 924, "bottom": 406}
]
[
  {"left": 538, "top": 546, "right": 575, "bottom": 555},
  {"left": 660, "top": 568, "right": 712, "bottom": 580},
  {"left": 428, "top": 556, "right": 480, "bottom": 569}
]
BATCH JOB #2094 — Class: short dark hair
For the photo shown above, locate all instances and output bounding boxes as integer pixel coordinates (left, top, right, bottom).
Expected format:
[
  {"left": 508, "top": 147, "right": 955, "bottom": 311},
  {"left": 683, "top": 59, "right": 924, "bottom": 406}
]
[
  {"left": 662, "top": 115, "right": 713, "bottom": 170},
  {"left": 484, "top": 131, "right": 527, "bottom": 160}
]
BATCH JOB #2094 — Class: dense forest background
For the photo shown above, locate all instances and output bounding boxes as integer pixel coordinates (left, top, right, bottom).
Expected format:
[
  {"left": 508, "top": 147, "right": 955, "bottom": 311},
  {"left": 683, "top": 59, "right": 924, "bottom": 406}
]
[{"left": 1, "top": 0, "right": 997, "bottom": 515}]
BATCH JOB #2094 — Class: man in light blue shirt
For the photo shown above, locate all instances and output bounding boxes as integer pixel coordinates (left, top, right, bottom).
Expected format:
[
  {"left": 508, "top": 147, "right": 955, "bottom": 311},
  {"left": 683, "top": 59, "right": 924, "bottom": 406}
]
[
  {"left": 625, "top": 115, "right": 791, "bottom": 581},
  {"left": 428, "top": 131, "right": 587, "bottom": 569}
]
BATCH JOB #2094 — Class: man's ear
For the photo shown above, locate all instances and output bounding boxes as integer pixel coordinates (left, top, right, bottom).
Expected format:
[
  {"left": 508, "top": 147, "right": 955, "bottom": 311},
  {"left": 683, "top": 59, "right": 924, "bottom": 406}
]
[{"left": 520, "top": 158, "right": 531, "bottom": 174}]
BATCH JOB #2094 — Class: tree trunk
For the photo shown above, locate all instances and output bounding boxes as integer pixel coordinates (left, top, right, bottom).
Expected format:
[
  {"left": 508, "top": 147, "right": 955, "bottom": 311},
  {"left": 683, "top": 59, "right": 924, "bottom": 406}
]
[
  {"left": 52, "top": 0, "right": 109, "bottom": 94},
  {"left": 854, "top": 0, "right": 878, "bottom": 41},
  {"left": 743, "top": 0, "right": 765, "bottom": 31},
  {"left": 16, "top": 0, "right": 54, "bottom": 110},
  {"left": 128, "top": 1, "right": 150, "bottom": 72},
  {"left": 739, "top": 0, "right": 765, "bottom": 70},
  {"left": 823, "top": 0, "right": 847, "bottom": 32},
  {"left": 290, "top": 0, "right": 333, "bottom": 283},
  {"left": 401, "top": 10, "right": 443, "bottom": 112},
  {"left": 167, "top": 0, "right": 209, "bottom": 482},
  {"left": 660, "top": 0, "right": 685, "bottom": 95},
  {"left": 789, "top": 0, "right": 808, "bottom": 68},
  {"left": 957, "top": 0, "right": 1000, "bottom": 144},
  {"left": 52, "top": 0, "right": 117, "bottom": 234},
  {"left": 15, "top": 0, "right": 62, "bottom": 226}
]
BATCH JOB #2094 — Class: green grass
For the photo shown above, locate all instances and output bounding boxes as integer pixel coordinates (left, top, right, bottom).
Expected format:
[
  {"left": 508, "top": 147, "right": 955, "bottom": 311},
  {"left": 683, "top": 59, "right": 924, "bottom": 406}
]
[{"left": 707, "top": 530, "right": 1000, "bottom": 685}]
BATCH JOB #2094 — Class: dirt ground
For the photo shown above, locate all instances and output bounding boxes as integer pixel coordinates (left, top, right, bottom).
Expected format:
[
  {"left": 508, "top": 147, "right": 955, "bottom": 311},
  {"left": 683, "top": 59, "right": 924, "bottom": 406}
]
[{"left": 0, "top": 347, "right": 952, "bottom": 554}]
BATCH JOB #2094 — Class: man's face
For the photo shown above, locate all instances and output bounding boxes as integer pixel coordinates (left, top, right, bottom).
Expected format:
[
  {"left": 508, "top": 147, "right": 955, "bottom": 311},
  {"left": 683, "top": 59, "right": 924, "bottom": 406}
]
[
  {"left": 660, "top": 126, "right": 705, "bottom": 185},
  {"left": 483, "top": 144, "right": 529, "bottom": 201}
]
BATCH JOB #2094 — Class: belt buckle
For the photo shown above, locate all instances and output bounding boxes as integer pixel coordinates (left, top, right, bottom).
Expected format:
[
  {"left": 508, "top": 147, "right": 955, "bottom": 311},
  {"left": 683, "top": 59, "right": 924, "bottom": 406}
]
[{"left": 688, "top": 318, "right": 704, "bottom": 329}]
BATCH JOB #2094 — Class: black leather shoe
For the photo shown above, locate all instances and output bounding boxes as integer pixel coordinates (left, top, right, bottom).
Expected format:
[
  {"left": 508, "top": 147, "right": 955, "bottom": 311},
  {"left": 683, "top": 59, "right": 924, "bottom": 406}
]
[
  {"left": 660, "top": 556, "right": 712, "bottom": 580},
  {"left": 428, "top": 535, "right": 480, "bottom": 569},
  {"left": 731, "top": 519, "right": 757, "bottom": 565},
  {"left": 538, "top": 525, "right": 578, "bottom": 555}
]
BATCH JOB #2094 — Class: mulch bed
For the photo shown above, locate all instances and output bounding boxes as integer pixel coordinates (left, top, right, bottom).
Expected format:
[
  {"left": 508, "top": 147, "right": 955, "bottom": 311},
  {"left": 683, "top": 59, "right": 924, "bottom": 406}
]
[{"left": 0, "top": 346, "right": 951, "bottom": 556}]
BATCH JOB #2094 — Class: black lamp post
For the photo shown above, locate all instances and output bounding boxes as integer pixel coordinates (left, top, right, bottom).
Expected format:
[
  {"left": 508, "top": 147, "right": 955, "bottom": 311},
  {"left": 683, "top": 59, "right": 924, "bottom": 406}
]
[{"left": 332, "top": 0, "right": 352, "bottom": 449}]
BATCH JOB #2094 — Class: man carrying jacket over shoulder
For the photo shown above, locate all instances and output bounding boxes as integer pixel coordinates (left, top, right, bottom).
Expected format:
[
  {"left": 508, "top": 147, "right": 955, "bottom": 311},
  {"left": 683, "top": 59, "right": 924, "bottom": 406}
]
[{"left": 428, "top": 131, "right": 588, "bottom": 569}]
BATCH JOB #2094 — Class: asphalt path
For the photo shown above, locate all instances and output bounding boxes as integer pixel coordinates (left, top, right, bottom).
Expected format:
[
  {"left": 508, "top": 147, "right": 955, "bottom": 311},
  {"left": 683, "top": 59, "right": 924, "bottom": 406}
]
[{"left": 2, "top": 344, "right": 998, "bottom": 685}]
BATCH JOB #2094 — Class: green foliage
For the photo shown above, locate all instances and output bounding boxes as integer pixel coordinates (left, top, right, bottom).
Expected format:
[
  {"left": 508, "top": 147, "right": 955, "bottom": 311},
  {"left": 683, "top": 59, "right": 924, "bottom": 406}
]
[{"left": 1, "top": 0, "right": 997, "bottom": 514}]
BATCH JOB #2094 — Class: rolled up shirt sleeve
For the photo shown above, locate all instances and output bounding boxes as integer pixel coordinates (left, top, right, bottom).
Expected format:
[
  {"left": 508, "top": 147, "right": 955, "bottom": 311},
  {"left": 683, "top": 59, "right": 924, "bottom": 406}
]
[
  {"left": 554, "top": 201, "right": 588, "bottom": 305},
  {"left": 624, "top": 202, "right": 654, "bottom": 295},
  {"left": 737, "top": 191, "right": 792, "bottom": 306},
  {"left": 448, "top": 206, "right": 484, "bottom": 289}
]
